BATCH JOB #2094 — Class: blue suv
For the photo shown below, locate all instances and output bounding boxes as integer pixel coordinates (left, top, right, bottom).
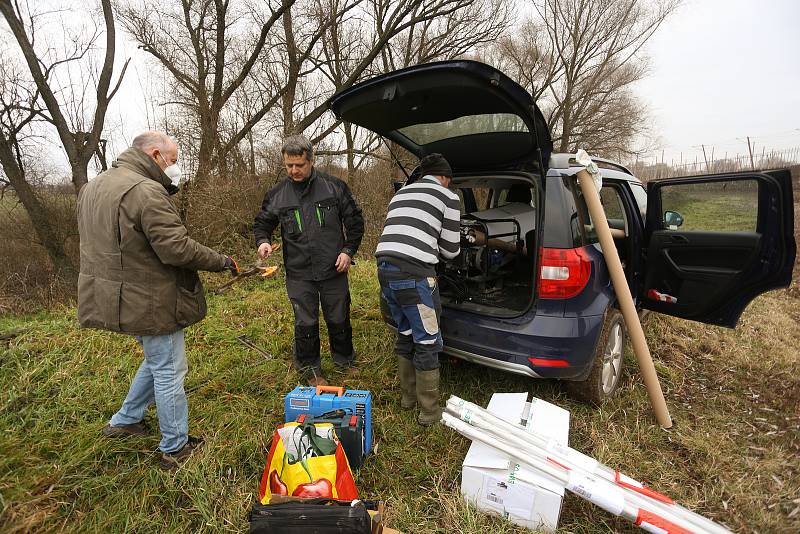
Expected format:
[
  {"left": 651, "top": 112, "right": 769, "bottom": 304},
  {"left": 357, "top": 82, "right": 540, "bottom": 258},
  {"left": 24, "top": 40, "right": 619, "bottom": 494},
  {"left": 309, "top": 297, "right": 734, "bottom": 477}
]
[{"left": 330, "top": 60, "right": 796, "bottom": 403}]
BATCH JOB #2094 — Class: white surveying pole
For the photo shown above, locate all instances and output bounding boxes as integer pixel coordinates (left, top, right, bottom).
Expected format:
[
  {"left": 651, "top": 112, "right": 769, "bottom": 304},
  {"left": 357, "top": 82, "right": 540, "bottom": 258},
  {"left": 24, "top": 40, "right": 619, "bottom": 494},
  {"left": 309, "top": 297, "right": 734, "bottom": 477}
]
[{"left": 444, "top": 396, "right": 732, "bottom": 534}]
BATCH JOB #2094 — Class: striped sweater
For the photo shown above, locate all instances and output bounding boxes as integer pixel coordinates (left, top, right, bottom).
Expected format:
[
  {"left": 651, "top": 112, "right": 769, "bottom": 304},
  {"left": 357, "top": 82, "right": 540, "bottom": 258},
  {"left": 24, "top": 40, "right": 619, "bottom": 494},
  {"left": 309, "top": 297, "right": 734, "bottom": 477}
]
[{"left": 375, "top": 175, "right": 461, "bottom": 276}]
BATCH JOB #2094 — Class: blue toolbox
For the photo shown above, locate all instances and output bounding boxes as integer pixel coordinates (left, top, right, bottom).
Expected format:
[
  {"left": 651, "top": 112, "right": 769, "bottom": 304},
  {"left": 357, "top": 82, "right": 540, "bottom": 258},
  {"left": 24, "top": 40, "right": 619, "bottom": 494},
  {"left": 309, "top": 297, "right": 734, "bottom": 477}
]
[{"left": 284, "top": 386, "right": 373, "bottom": 456}]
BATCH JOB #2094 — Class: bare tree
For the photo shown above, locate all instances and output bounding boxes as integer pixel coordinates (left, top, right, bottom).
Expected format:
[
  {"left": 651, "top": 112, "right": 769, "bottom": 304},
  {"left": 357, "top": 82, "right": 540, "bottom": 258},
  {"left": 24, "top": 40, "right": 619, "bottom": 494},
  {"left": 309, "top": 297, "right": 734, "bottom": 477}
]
[
  {"left": 289, "top": 0, "right": 509, "bottom": 136},
  {"left": 116, "top": 0, "right": 294, "bottom": 181},
  {"left": 376, "top": 0, "right": 510, "bottom": 71},
  {"left": 484, "top": 18, "right": 559, "bottom": 105},
  {"left": 0, "top": 49, "right": 76, "bottom": 278},
  {"left": 310, "top": 0, "right": 378, "bottom": 180},
  {"left": 307, "top": 0, "right": 512, "bottom": 180},
  {"left": 119, "top": 0, "right": 513, "bottom": 182},
  {"left": 0, "top": 0, "right": 130, "bottom": 192},
  {"left": 483, "top": 0, "right": 677, "bottom": 157}
]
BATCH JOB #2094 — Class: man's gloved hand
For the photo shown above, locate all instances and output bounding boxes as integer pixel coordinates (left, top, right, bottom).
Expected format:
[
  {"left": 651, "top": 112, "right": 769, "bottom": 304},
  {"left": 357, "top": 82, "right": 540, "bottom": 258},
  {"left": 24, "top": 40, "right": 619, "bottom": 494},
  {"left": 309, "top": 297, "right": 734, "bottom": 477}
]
[{"left": 224, "top": 256, "right": 240, "bottom": 277}]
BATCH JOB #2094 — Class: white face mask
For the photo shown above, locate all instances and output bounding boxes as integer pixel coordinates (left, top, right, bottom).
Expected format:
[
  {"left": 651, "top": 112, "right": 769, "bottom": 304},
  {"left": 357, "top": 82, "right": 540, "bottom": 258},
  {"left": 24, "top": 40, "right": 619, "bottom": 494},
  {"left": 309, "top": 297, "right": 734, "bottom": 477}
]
[{"left": 158, "top": 153, "right": 182, "bottom": 186}]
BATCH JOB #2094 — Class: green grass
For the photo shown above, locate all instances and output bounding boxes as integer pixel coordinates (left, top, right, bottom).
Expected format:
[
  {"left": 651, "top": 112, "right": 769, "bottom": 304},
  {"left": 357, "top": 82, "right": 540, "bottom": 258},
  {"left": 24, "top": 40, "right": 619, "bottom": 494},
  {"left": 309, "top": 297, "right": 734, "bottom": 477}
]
[
  {"left": 660, "top": 182, "right": 758, "bottom": 232},
  {"left": 1, "top": 262, "right": 799, "bottom": 533}
]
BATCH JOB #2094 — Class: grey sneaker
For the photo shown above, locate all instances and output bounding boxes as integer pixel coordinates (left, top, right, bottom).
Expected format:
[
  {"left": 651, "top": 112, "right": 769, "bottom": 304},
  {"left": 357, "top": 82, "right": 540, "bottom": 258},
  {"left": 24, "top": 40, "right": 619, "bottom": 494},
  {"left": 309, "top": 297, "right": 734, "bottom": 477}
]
[
  {"left": 102, "top": 422, "right": 150, "bottom": 438},
  {"left": 159, "top": 436, "right": 204, "bottom": 470}
]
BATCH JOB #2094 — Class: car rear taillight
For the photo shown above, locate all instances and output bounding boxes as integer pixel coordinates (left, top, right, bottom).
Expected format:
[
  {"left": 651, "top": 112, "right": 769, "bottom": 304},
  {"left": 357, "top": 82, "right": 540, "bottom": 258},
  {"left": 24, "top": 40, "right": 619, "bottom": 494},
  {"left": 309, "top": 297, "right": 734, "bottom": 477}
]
[
  {"left": 528, "top": 357, "right": 571, "bottom": 367},
  {"left": 537, "top": 247, "right": 592, "bottom": 299}
]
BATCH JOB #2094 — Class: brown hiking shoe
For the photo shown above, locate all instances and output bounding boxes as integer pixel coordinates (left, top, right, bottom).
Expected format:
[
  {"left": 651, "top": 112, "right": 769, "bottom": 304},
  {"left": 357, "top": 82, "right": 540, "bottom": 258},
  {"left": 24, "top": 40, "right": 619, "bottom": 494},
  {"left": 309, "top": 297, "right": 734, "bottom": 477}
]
[
  {"left": 159, "top": 436, "right": 204, "bottom": 470},
  {"left": 343, "top": 365, "right": 360, "bottom": 377},
  {"left": 102, "top": 422, "right": 150, "bottom": 438},
  {"left": 308, "top": 375, "right": 329, "bottom": 387}
]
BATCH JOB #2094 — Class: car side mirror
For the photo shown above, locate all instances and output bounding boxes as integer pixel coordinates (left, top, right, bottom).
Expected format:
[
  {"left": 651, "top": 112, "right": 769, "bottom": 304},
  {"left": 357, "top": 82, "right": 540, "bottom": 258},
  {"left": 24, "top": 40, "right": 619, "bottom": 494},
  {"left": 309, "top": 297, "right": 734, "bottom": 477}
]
[{"left": 664, "top": 210, "right": 684, "bottom": 229}]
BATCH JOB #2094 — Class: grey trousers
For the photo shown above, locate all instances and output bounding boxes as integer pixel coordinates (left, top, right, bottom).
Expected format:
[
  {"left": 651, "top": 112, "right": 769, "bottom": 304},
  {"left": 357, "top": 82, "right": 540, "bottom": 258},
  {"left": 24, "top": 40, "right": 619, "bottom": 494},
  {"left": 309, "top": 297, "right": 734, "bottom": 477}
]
[{"left": 286, "top": 274, "right": 355, "bottom": 377}]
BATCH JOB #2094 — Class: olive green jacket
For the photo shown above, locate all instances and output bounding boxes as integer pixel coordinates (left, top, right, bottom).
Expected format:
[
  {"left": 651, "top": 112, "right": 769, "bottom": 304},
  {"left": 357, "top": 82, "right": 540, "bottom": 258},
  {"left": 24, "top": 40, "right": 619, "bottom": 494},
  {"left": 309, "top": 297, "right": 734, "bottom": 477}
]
[{"left": 77, "top": 147, "right": 227, "bottom": 335}]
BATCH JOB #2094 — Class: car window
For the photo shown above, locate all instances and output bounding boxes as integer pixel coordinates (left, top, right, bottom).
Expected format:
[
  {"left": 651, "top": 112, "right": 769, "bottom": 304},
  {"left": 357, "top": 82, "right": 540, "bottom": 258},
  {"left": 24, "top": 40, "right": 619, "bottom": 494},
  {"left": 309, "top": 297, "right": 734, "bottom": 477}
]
[
  {"left": 454, "top": 189, "right": 467, "bottom": 214},
  {"left": 398, "top": 113, "right": 527, "bottom": 145},
  {"left": 659, "top": 179, "right": 758, "bottom": 231},
  {"left": 567, "top": 179, "right": 597, "bottom": 245},
  {"left": 630, "top": 183, "right": 647, "bottom": 220},
  {"left": 497, "top": 185, "right": 534, "bottom": 207},
  {"left": 570, "top": 181, "right": 632, "bottom": 243},
  {"left": 472, "top": 187, "right": 492, "bottom": 210},
  {"left": 496, "top": 188, "right": 508, "bottom": 206},
  {"left": 599, "top": 186, "right": 628, "bottom": 233},
  {"left": 599, "top": 187, "right": 624, "bottom": 218}
]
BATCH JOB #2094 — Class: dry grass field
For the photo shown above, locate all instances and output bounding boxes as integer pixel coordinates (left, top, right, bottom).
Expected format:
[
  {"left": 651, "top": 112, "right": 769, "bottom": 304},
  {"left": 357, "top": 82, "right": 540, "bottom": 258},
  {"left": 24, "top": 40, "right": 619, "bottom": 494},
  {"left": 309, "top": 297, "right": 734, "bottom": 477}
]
[
  {"left": 0, "top": 168, "right": 797, "bottom": 533},
  {"left": 1, "top": 261, "right": 798, "bottom": 533}
]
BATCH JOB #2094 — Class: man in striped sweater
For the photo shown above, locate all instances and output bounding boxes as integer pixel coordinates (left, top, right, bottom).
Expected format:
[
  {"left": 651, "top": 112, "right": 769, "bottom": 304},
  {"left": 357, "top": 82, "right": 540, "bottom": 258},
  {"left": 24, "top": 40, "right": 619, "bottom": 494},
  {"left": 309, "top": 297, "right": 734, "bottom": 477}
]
[{"left": 375, "top": 153, "right": 461, "bottom": 425}]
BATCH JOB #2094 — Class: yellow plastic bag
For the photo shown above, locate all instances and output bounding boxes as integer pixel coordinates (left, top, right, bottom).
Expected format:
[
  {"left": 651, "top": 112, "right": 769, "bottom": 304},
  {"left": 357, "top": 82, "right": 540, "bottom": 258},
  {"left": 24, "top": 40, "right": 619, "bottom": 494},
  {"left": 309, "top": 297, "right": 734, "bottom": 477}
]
[{"left": 258, "top": 422, "right": 358, "bottom": 504}]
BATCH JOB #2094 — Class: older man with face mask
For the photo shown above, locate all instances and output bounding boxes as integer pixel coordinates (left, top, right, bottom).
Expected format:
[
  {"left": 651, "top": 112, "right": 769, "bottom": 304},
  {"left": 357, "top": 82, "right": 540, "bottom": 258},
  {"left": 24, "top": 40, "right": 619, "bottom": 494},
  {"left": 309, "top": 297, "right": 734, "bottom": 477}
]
[{"left": 77, "top": 131, "right": 240, "bottom": 469}]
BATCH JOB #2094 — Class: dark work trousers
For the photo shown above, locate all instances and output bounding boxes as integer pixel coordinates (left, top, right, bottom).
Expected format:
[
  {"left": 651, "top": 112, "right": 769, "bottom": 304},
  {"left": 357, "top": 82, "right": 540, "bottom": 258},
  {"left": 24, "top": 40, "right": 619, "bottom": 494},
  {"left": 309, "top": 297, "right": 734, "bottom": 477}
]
[
  {"left": 377, "top": 260, "right": 442, "bottom": 371},
  {"left": 286, "top": 273, "right": 355, "bottom": 377}
]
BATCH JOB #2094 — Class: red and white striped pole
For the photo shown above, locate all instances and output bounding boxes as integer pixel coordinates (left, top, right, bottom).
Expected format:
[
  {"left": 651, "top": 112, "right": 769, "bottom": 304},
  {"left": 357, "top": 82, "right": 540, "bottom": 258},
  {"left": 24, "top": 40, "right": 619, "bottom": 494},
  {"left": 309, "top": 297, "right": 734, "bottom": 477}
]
[{"left": 443, "top": 396, "right": 732, "bottom": 534}]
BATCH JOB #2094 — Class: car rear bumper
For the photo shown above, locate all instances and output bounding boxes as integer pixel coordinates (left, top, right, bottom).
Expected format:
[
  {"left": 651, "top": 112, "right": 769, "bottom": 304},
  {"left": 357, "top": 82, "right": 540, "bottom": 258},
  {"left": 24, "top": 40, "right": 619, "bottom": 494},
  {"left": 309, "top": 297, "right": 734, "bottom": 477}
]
[
  {"left": 380, "top": 298, "right": 605, "bottom": 381},
  {"left": 441, "top": 345, "right": 544, "bottom": 378},
  {"left": 440, "top": 311, "right": 604, "bottom": 380}
]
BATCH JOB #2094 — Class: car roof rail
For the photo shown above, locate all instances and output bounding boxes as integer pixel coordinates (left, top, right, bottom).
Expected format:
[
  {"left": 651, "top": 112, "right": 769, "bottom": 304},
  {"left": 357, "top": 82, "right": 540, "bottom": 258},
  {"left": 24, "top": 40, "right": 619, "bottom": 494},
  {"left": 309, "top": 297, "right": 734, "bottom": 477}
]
[{"left": 549, "top": 152, "right": 634, "bottom": 177}]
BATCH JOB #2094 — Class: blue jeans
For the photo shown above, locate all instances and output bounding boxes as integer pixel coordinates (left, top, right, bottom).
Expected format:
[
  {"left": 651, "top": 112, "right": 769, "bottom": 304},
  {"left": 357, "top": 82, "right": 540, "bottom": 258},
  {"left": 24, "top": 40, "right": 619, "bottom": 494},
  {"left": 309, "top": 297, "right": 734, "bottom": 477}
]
[
  {"left": 377, "top": 260, "right": 442, "bottom": 370},
  {"left": 110, "top": 329, "right": 188, "bottom": 453}
]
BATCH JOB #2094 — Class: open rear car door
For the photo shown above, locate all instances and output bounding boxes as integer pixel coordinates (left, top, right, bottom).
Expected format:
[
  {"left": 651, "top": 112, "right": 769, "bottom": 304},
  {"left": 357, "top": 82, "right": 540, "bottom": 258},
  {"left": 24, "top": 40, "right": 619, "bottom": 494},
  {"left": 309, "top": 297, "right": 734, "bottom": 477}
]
[{"left": 641, "top": 169, "right": 795, "bottom": 327}]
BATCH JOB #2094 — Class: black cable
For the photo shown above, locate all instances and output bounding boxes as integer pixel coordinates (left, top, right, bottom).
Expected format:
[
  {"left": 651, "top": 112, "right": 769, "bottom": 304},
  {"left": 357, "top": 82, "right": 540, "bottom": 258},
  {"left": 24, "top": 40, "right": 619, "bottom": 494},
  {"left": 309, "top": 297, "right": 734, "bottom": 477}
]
[{"left": 439, "top": 271, "right": 469, "bottom": 302}]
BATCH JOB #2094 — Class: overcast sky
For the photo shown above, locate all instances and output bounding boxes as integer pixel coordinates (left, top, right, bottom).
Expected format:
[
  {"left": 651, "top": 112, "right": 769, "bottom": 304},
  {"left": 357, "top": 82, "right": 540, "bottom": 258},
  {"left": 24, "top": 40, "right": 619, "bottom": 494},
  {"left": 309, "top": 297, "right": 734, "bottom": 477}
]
[
  {"left": 635, "top": 0, "right": 800, "bottom": 164},
  {"left": 53, "top": 0, "right": 800, "bottom": 169}
]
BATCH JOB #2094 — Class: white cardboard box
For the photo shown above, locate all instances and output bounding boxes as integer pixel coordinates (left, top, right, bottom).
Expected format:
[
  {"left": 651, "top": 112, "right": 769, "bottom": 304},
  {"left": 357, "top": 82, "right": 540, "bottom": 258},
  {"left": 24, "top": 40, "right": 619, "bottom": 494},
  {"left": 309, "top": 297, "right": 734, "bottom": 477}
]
[{"left": 460, "top": 393, "right": 570, "bottom": 532}]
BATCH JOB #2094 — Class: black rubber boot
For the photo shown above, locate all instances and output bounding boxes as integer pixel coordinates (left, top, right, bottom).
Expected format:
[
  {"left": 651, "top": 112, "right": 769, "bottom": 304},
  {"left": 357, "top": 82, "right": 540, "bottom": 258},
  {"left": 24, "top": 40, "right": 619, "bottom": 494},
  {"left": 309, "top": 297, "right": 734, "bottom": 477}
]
[
  {"left": 397, "top": 356, "right": 417, "bottom": 409},
  {"left": 416, "top": 368, "right": 442, "bottom": 426}
]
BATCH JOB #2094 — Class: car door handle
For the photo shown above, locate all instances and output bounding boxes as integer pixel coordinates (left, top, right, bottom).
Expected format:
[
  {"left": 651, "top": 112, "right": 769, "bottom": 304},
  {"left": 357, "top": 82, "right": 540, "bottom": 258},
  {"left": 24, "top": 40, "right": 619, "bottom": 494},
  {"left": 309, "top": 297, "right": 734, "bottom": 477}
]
[{"left": 669, "top": 235, "right": 689, "bottom": 244}]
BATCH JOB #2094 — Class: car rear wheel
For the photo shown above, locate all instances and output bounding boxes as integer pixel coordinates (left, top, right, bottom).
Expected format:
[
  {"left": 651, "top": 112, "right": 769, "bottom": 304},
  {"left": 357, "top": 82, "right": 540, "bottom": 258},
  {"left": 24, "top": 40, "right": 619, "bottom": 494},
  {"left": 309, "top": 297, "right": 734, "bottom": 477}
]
[{"left": 567, "top": 308, "right": 625, "bottom": 404}]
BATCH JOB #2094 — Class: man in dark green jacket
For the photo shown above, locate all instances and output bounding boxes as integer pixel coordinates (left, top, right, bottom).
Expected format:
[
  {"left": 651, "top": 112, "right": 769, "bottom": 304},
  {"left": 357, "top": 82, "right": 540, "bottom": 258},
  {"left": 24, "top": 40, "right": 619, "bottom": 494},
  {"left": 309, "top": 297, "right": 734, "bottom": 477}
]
[
  {"left": 254, "top": 135, "right": 364, "bottom": 386},
  {"left": 77, "top": 131, "right": 239, "bottom": 469}
]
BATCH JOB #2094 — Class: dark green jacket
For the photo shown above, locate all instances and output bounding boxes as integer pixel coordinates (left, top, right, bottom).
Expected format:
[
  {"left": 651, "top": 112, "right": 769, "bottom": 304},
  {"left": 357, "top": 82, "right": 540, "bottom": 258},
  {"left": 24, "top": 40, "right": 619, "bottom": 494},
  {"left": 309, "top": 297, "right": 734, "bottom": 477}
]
[{"left": 77, "top": 147, "right": 227, "bottom": 336}]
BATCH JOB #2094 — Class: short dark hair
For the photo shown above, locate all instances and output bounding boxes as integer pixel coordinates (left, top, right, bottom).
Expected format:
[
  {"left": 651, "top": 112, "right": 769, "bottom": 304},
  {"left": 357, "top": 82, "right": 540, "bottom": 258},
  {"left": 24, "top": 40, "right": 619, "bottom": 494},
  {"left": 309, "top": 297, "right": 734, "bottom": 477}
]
[{"left": 282, "top": 135, "right": 313, "bottom": 161}]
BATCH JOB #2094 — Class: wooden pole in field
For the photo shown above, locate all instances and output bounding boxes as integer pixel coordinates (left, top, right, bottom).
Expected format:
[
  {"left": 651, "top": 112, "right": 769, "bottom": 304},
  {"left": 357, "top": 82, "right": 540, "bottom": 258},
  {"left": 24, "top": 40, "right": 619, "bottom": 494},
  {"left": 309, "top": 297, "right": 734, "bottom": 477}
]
[{"left": 575, "top": 166, "right": 673, "bottom": 429}]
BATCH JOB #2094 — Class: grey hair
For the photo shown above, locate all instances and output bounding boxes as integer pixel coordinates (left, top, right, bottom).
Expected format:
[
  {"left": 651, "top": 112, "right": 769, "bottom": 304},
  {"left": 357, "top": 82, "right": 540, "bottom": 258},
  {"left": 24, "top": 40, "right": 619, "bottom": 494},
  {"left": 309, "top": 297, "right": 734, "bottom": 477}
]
[
  {"left": 132, "top": 131, "right": 171, "bottom": 153},
  {"left": 281, "top": 135, "right": 313, "bottom": 161}
]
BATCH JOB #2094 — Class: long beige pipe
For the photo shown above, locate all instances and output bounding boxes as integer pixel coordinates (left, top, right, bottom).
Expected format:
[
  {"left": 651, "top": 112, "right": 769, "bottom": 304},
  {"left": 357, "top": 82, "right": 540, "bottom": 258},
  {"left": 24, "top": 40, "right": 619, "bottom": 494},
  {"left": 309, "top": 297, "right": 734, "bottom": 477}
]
[
  {"left": 575, "top": 168, "right": 673, "bottom": 429},
  {"left": 471, "top": 228, "right": 624, "bottom": 256}
]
